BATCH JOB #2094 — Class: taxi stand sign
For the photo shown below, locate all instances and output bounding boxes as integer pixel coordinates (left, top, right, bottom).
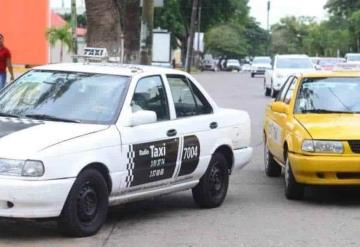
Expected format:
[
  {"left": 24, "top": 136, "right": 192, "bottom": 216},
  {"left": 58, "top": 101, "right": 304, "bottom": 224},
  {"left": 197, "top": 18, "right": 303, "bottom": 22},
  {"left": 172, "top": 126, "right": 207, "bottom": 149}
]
[{"left": 74, "top": 47, "right": 109, "bottom": 63}]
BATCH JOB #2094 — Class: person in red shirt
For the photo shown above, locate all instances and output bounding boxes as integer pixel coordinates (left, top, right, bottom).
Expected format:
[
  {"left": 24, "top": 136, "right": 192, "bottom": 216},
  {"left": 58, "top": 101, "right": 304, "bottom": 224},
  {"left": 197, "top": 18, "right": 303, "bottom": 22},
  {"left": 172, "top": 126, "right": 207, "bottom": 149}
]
[{"left": 0, "top": 33, "right": 14, "bottom": 88}]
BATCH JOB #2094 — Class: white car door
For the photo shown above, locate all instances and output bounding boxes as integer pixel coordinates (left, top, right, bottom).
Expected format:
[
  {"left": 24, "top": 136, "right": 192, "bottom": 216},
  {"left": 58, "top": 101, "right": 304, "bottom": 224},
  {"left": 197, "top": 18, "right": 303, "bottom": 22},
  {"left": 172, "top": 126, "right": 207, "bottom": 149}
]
[
  {"left": 117, "top": 75, "right": 181, "bottom": 191},
  {"left": 164, "top": 74, "right": 222, "bottom": 182}
]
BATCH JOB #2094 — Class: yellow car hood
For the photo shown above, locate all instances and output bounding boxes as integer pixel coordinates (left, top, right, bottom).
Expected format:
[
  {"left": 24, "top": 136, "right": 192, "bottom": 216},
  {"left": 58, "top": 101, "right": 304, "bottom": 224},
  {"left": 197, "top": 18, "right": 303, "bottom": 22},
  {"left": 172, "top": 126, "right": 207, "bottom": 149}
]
[{"left": 295, "top": 114, "right": 360, "bottom": 140}]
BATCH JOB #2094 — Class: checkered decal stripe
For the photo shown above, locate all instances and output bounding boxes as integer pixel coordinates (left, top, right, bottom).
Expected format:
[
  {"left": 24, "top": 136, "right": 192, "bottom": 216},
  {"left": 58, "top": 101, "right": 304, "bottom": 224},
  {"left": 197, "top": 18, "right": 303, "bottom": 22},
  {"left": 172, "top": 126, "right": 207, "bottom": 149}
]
[
  {"left": 0, "top": 117, "right": 43, "bottom": 125},
  {"left": 126, "top": 145, "right": 135, "bottom": 188}
]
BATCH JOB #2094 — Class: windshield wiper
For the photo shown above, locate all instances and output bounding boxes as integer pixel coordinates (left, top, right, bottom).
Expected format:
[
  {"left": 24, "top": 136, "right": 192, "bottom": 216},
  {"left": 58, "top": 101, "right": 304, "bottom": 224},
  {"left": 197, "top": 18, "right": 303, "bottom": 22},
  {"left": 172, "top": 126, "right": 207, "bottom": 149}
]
[
  {"left": 25, "top": 114, "right": 81, "bottom": 123},
  {"left": 302, "top": 109, "right": 352, "bottom": 114},
  {"left": 0, "top": 112, "right": 20, "bottom": 118}
]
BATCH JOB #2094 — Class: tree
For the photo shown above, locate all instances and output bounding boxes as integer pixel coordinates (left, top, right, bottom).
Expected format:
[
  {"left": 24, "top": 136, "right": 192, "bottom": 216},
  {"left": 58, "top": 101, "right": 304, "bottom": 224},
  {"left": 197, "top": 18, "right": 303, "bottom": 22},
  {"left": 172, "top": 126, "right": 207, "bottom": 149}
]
[
  {"left": 46, "top": 24, "right": 73, "bottom": 62},
  {"left": 84, "top": 0, "right": 122, "bottom": 56},
  {"left": 205, "top": 24, "right": 248, "bottom": 57}
]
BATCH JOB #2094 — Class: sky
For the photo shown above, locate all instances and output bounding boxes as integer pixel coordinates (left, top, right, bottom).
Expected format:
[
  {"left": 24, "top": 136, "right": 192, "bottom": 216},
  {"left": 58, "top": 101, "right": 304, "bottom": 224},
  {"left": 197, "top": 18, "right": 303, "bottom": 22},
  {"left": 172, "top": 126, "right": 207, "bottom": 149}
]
[{"left": 249, "top": 0, "right": 328, "bottom": 29}]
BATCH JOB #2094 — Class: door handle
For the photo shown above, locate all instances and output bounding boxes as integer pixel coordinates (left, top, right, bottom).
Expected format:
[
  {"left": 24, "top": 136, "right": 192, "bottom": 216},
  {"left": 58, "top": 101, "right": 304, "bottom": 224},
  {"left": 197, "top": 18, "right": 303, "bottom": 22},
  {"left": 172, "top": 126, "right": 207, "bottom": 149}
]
[
  {"left": 210, "top": 122, "right": 218, "bottom": 129},
  {"left": 167, "top": 129, "right": 177, "bottom": 137}
]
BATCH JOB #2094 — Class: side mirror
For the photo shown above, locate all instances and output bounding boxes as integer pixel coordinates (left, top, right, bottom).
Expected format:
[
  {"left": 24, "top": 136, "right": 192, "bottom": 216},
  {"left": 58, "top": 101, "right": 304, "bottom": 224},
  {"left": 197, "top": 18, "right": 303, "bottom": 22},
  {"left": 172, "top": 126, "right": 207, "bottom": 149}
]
[
  {"left": 271, "top": 102, "right": 289, "bottom": 114},
  {"left": 130, "top": 110, "right": 157, "bottom": 126}
]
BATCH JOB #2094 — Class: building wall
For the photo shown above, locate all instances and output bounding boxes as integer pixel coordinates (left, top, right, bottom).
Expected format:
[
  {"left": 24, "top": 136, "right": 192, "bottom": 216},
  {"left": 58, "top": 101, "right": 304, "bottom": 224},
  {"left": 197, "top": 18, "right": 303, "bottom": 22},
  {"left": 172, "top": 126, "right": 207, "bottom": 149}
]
[{"left": 0, "top": 0, "right": 49, "bottom": 65}]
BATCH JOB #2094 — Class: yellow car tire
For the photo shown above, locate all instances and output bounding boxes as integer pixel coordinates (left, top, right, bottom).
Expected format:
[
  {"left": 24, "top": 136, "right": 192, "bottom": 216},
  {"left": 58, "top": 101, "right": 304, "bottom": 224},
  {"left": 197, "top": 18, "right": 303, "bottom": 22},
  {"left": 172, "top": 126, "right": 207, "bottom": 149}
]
[{"left": 284, "top": 153, "right": 304, "bottom": 200}]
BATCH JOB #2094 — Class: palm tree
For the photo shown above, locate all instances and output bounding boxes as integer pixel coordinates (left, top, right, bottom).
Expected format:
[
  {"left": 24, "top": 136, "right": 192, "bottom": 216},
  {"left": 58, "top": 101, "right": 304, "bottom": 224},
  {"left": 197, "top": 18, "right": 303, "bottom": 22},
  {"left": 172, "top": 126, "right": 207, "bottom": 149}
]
[{"left": 46, "top": 24, "right": 73, "bottom": 62}]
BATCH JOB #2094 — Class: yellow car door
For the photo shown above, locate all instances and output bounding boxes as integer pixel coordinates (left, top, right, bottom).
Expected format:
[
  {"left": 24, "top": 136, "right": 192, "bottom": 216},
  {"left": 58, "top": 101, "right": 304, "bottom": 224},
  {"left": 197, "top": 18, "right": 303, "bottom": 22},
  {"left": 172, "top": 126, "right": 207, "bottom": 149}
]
[{"left": 266, "top": 76, "right": 297, "bottom": 163}]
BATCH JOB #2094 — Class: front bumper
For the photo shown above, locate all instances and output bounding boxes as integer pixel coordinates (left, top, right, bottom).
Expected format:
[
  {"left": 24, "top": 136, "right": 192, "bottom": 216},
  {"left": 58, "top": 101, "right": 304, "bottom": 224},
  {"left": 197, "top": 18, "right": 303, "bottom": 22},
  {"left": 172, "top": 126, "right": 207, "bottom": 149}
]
[
  {"left": 0, "top": 177, "right": 75, "bottom": 218},
  {"left": 232, "top": 147, "right": 253, "bottom": 171},
  {"left": 289, "top": 153, "right": 360, "bottom": 185}
]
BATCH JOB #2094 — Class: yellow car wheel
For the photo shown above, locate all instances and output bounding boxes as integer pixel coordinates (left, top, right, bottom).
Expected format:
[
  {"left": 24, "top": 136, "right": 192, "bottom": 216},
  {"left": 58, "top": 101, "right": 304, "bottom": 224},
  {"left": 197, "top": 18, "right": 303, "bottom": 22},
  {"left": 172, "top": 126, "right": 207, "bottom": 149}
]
[
  {"left": 284, "top": 153, "right": 304, "bottom": 200},
  {"left": 264, "top": 137, "right": 281, "bottom": 177}
]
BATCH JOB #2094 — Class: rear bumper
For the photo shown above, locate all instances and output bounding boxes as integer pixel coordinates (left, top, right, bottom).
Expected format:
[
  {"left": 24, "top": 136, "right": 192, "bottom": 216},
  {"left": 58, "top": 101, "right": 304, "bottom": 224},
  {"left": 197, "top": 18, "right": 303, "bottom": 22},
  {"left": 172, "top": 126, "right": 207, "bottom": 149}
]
[
  {"left": 232, "top": 147, "right": 253, "bottom": 171},
  {"left": 0, "top": 178, "right": 75, "bottom": 218},
  {"left": 289, "top": 153, "right": 360, "bottom": 185}
]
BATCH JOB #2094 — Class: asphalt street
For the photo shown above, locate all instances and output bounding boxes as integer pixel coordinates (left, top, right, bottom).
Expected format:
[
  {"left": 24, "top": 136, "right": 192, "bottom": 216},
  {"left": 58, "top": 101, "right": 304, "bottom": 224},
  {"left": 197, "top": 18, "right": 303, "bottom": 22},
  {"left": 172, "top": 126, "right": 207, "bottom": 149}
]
[{"left": 1, "top": 72, "right": 360, "bottom": 247}]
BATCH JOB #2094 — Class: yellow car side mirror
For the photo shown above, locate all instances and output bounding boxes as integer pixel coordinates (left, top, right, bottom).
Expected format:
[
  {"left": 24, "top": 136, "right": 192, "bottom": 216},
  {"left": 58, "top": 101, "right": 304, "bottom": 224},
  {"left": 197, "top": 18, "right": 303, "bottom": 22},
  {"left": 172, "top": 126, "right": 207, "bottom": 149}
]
[{"left": 271, "top": 101, "right": 289, "bottom": 114}]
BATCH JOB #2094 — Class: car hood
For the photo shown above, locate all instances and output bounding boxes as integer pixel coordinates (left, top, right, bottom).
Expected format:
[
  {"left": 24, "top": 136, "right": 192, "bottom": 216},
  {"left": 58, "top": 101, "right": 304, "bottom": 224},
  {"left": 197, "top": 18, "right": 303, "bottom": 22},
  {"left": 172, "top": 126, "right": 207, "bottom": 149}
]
[
  {"left": 0, "top": 117, "right": 109, "bottom": 159},
  {"left": 295, "top": 114, "right": 360, "bottom": 140}
]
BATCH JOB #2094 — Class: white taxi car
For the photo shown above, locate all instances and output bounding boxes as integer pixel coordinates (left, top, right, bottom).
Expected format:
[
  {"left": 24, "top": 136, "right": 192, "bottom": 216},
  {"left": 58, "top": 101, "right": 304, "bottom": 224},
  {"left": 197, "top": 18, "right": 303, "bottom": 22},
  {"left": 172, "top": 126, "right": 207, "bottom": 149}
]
[{"left": 0, "top": 57, "right": 252, "bottom": 236}]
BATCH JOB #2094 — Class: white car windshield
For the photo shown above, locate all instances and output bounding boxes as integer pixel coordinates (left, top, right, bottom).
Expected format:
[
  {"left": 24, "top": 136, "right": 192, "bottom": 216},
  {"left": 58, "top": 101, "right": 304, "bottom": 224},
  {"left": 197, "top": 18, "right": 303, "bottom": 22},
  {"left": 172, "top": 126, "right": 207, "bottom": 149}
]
[
  {"left": 347, "top": 55, "right": 360, "bottom": 62},
  {"left": 0, "top": 70, "right": 130, "bottom": 124},
  {"left": 276, "top": 58, "right": 313, "bottom": 69},
  {"left": 253, "top": 58, "right": 271, "bottom": 64},
  {"left": 227, "top": 60, "right": 240, "bottom": 65}
]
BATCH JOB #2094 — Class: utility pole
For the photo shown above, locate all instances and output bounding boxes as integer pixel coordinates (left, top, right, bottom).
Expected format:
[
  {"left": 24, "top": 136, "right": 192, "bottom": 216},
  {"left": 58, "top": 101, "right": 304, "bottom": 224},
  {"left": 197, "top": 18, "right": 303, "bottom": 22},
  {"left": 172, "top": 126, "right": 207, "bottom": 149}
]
[
  {"left": 196, "top": 0, "right": 202, "bottom": 68},
  {"left": 267, "top": 0, "right": 271, "bottom": 56},
  {"left": 185, "top": 0, "right": 199, "bottom": 73},
  {"left": 140, "top": 0, "right": 154, "bottom": 65},
  {"left": 71, "top": 0, "right": 78, "bottom": 61},
  {"left": 267, "top": 0, "right": 271, "bottom": 32}
]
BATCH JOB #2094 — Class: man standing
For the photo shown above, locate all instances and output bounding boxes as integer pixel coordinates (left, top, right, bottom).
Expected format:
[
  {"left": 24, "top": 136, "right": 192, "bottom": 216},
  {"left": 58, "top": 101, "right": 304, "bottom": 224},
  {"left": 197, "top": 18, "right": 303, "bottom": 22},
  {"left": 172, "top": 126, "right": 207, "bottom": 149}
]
[{"left": 0, "top": 33, "right": 14, "bottom": 88}]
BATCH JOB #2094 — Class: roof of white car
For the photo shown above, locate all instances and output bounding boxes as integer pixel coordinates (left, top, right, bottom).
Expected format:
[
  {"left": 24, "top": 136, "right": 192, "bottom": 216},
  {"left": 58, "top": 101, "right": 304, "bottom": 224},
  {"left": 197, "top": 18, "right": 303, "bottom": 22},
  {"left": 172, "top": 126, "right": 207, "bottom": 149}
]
[
  {"left": 33, "top": 63, "right": 185, "bottom": 77},
  {"left": 275, "top": 54, "right": 309, "bottom": 58}
]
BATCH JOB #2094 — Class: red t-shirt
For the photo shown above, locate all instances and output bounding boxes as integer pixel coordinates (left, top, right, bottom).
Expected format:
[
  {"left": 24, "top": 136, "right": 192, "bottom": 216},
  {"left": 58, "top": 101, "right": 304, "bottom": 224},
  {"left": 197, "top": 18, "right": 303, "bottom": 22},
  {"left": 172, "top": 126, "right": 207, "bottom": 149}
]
[{"left": 0, "top": 47, "right": 11, "bottom": 73}]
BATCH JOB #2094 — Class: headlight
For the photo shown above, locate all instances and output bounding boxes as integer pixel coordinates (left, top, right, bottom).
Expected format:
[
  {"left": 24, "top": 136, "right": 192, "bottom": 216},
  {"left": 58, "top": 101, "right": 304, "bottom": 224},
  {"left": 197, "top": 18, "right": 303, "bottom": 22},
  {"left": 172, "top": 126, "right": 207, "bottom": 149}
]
[
  {"left": 22, "top": 160, "right": 45, "bottom": 177},
  {"left": 0, "top": 159, "right": 44, "bottom": 177},
  {"left": 302, "top": 140, "right": 343, "bottom": 153}
]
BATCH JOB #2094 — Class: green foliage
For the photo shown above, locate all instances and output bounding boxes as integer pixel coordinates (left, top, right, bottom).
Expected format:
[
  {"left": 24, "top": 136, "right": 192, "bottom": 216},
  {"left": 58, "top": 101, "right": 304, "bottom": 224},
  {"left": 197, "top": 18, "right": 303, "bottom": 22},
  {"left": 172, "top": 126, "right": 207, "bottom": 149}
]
[
  {"left": 154, "top": 0, "right": 263, "bottom": 58},
  {"left": 46, "top": 24, "right": 74, "bottom": 52},
  {"left": 269, "top": 0, "right": 360, "bottom": 56},
  {"left": 61, "top": 14, "right": 87, "bottom": 27},
  {"left": 205, "top": 24, "right": 248, "bottom": 57}
]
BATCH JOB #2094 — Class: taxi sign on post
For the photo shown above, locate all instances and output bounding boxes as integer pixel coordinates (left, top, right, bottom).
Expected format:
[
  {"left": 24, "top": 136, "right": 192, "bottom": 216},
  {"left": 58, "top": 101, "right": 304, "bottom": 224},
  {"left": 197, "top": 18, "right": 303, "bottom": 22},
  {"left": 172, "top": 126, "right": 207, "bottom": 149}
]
[
  {"left": 74, "top": 47, "right": 109, "bottom": 63},
  {"left": 83, "top": 47, "right": 108, "bottom": 58}
]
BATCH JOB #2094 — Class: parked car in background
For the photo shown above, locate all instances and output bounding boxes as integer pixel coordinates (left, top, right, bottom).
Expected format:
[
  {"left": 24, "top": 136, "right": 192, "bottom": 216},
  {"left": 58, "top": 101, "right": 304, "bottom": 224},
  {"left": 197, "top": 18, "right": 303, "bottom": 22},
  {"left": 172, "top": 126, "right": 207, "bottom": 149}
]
[
  {"left": 241, "top": 63, "right": 252, "bottom": 72},
  {"left": 317, "top": 57, "right": 345, "bottom": 71},
  {"left": 225, "top": 59, "right": 241, "bottom": 72},
  {"left": 200, "top": 58, "right": 218, "bottom": 72},
  {"left": 345, "top": 53, "right": 360, "bottom": 63},
  {"left": 264, "top": 54, "right": 315, "bottom": 97},
  {"left": 251, "top": 56, "right": 272, "bottom": 77}
]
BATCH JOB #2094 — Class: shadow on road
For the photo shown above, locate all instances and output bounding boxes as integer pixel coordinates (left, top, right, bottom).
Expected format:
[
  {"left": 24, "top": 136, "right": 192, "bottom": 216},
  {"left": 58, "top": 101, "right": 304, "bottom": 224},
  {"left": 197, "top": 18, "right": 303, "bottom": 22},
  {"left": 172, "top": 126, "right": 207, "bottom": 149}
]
[{"left": 0, "top": 192, "right": 198, "bottom": 239}]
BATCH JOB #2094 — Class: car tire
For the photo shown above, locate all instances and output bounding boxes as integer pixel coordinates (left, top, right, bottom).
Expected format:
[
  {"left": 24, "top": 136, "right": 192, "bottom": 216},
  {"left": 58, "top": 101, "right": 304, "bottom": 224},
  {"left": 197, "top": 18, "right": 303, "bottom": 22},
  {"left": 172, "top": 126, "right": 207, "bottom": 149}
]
[
  {"left": 264, "top": 136, "right": 282, "bottom": 177},
  {"left": 58, "top": 168, "right": 109, "bottom": 237},
  {"left": 284, "top": 153, "right": 304, "bottom": 200},
  {"left": 251, "top": 73, "right": 254, "bottom": 78},
  {"left": 265, "top": 87, "right": 271, "bottom": 96},
  {"left": 270, "top": 87, "right": 277, "bottom": 98},
  {"left": 192, "top": 153, "right": 229, "bottom": 208}
]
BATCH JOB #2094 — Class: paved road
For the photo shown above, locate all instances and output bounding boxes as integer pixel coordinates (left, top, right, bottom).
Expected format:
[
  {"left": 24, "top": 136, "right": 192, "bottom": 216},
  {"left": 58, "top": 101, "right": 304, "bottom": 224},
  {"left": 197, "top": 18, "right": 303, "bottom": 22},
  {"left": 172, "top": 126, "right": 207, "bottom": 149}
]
[{"left": 1, "top": 72, "right": 360, "bottom": 247}]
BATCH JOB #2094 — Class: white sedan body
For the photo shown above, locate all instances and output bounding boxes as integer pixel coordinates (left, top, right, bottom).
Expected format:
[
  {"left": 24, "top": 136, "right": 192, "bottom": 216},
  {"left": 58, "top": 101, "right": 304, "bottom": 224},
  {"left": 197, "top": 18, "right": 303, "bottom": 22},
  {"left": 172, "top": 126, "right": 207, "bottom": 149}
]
[
  {"left": 264, "top": 54, "right": 315, "bottom": 96},
  {"left": 0, "top": 63, "right": 252, "bottom": 218}
]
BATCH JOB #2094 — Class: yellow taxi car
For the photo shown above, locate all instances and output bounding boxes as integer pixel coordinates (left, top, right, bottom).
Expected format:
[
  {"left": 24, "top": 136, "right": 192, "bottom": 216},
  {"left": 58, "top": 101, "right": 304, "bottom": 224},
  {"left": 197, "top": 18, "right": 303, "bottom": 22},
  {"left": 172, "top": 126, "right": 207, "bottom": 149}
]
[{"left": 264, "top": 69, "right": 360, "bottom": 200}]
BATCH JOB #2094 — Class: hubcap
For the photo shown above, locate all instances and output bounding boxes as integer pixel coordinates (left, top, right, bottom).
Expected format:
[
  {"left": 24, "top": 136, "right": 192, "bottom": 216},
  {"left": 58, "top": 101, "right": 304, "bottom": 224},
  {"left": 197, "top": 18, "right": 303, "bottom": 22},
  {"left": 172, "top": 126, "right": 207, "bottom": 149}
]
[
  {"left": 209, "top": 163, "right": 224, "bottom": 196},
  {"left": 77, "top": 182, "right": 98, "bottom": 223}
]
